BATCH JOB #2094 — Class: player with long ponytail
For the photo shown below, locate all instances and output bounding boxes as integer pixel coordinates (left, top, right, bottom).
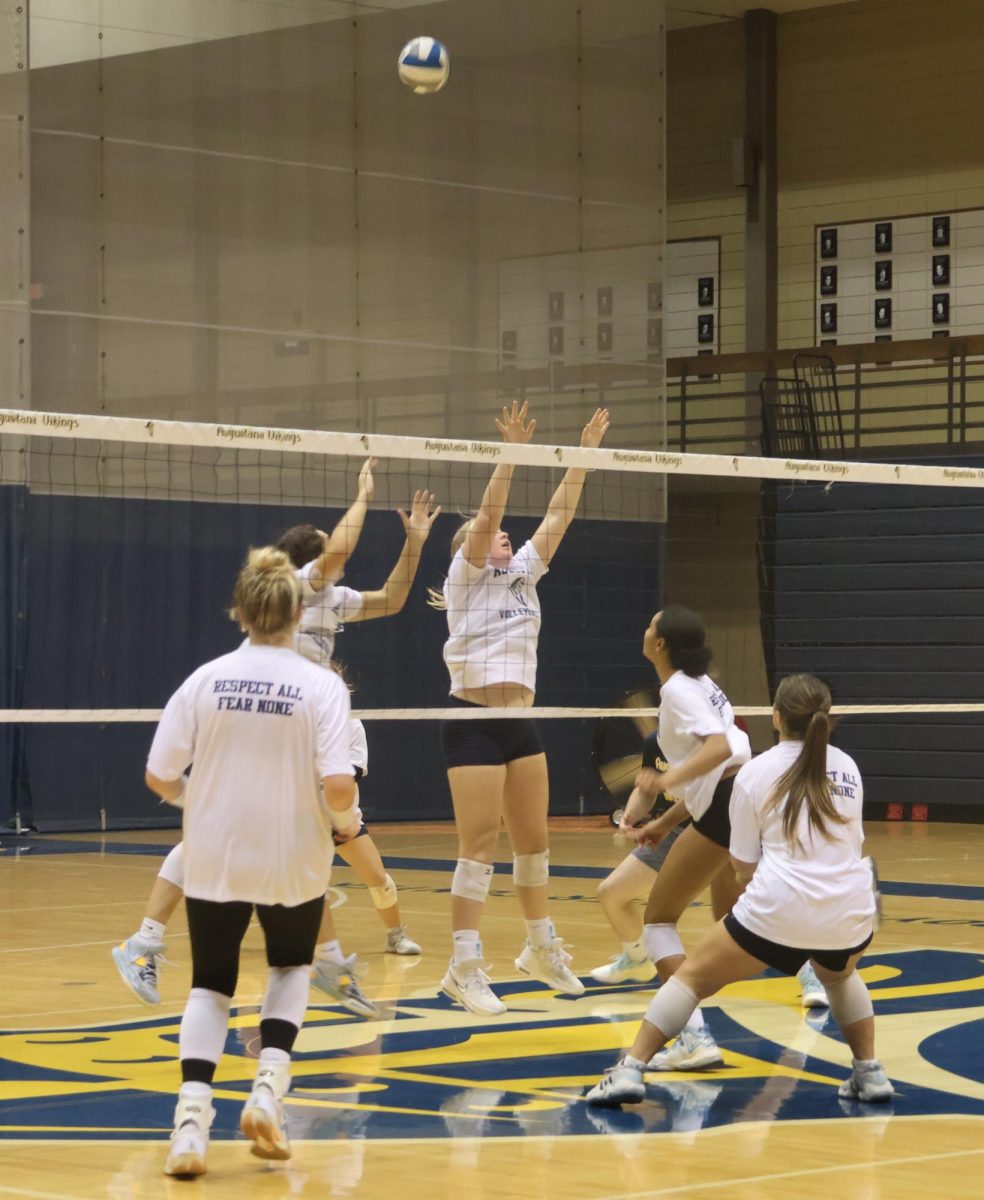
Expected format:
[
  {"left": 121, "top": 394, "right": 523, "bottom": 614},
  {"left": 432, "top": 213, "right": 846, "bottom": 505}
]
[{"left": 587, "top": 672, "right": 892, "bottom": 1109}]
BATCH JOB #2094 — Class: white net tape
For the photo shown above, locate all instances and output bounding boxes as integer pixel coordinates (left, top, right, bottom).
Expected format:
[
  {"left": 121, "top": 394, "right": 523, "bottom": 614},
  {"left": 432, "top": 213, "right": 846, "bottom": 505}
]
[
  {"left": 5, "top": 703, "right": 984, "bottom": 723},
  {"left": 4, "top": 406, "right": 984, "bottom": 488}
]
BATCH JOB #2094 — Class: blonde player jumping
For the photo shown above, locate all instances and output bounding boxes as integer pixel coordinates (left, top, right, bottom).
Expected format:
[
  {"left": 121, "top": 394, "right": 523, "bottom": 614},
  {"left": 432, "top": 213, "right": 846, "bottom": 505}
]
[
  {"left": 587, "top": 673, "right": 893, "bottom": 1107},
  {"left": 113, "top": 464, "right": 439, "bottom": 1015},
  {"left": 147, "top": 546, "right": 358, "bottom": 1176},
  {"left": 436, "top": 401, "right": 610, "bottom": 1015}
]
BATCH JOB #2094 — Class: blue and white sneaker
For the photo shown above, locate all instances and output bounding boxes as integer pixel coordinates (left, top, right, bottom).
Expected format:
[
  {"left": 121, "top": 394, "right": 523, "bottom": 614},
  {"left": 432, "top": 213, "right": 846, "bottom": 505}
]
[
  {"left": 585, "top": 1060, "right": 646, "bottom": 1107},
  {"left": 311, "top": 954, "right": 378, "bottom": 1019},
  {"left": 798, "top": 962, "right": 829, "bottom": 1009},
  {"left": 112, "top": 936, "right": 164, "bottom": 1005},
  {"left": 589, "top": 952, "right": 657, "bottom": 985},
  {"left": 647, "top": 1027, "right": 724, "bottom": 1071}
]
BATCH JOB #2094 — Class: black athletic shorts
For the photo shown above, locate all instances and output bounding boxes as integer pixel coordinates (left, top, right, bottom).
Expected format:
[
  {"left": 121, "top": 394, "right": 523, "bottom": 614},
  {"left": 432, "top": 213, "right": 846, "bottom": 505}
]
[
  {"left": 440, "top": 696, "right": 544, "bottom": 768},
  {"left": 691, "top": 774, "right": 735, "bottom": 849},
  {"left": 333, "top": 821, "right": 368, "bottom": 848},
  {"left": 185, "top": 893, "right": 325, "bottom": 998},
  {"left": 724, "top": 911, "right": 874, "bottom": 977}
]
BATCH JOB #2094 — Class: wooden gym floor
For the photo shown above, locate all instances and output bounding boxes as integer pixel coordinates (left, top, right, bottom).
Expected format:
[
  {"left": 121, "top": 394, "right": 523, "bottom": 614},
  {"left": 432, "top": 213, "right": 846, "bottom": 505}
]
[{"left": 1, "top": 818, "right": 983, "bottom": 1199}]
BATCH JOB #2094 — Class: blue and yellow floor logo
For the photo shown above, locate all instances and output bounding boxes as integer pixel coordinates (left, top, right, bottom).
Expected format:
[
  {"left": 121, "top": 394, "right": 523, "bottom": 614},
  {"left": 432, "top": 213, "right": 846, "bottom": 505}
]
[{"left": 2, "top": 949, "right": 983, "bottom": 1141}]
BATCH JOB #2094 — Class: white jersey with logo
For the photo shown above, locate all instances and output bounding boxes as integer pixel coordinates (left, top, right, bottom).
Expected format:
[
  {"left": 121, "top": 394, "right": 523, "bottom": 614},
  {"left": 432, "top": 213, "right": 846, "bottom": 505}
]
[
  {"left": 147, "top": 642, "right": 354, "bottom": 907},
  {"left": 730, "top": 741, "right": 874, "bottom": 949},
  {"left": 442, "top": 541, "right": 548, "bottom": 694},
  {"left": 348, "top": 717, "right": 368, "bottom": 826},
  {"left": 657, "top": 670, "right": 751, "bottom": 820},
  {"left": 294, "top": 560, "right": 364, "bottom": 666}
]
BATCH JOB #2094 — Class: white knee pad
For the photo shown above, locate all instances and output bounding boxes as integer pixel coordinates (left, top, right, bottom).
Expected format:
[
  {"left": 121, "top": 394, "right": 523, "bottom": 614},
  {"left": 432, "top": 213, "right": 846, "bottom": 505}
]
[
  {"left": 825, "top": 969, "right": 874, "bottom": 1027},
  {"left": 513, "top": 850, "right": 549, "bottom": 889},
  {"left": 644, "top": 975, "right": 699, "bottom": 1040},
  {"left": 261, "top": 965, "right": 311, "bottom": 1028},
  {"left": 643, "top": 922, "right": 685, "bottom": 964},
  {"left": 369, "top": 873, "right": 398, "bottom": 910},
  {"left": 451, "top": 858, "right": 494, "bottom": 903},
  {"left": 158, "top": 842, "right": 185, "bottom": 888}
]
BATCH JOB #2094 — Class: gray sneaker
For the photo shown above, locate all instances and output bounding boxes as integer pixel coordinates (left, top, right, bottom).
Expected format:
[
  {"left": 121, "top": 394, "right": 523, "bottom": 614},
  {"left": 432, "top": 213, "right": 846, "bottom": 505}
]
[
  {"left": 112, "top": 936, "right": 164, "bottom": 1005},
  {"left": 585, "top": 1061, "right": 645, "bottom": 1107},
  {"left": 386, "top": 926, "right": 422, "bottom": 956},
  {"left": 838, "top": 1060, "right": 894, "bottom": 1103},
  {"left": 647, "top": 1027, "right": 724, "bottom": 1071},
  {"left": 310, "top": 954, "right": 378, "bottom": 1019}
]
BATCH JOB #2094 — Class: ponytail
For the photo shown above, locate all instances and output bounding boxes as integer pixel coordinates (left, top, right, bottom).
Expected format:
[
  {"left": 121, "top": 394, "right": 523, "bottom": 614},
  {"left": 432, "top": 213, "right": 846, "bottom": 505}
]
[{"left": 765, "top": 674, "right": 848, "bottom": 845}]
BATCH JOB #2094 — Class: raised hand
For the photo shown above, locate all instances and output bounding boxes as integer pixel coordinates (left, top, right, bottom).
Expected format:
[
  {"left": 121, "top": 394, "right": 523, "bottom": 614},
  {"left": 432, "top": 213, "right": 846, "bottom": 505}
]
[
  {"left": 398, "top": 490, "right": 441, "bottom": 540},
  {"left": 357, "top": 457, "right": 378, "bottom": 501},
  {"left": 580, "top": 407, "right": 611, "bottom": 449},
  {"left": 495, "top": 399, "right": 536, "bottom": 444}
]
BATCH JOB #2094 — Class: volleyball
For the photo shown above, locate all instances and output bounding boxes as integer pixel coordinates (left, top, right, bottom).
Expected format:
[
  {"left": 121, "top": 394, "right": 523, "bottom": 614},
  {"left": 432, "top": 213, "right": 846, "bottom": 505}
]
[{"left": 397, "top": 37, "right": 450, "bottom": 95}]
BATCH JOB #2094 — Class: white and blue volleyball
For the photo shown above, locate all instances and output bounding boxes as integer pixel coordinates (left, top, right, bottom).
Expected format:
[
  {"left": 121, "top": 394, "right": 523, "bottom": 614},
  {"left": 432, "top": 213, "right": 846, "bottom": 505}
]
[{"left": 397, "top": 37, "right": 450, "bottom": 95}]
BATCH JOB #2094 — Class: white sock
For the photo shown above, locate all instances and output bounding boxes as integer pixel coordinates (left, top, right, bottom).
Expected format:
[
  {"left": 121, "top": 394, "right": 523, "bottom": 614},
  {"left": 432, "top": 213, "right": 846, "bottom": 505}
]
[
  {"left": 525, "top": 917, "right": 555, "bottom": 949},
  {"left": 179, "top": 988, "right": 231, "bottom": 1064},
  {"left": 623, "top": 1054, "right": 646, "bottom": 1070},
  {"left": 853, "top": 1057, "right": 879, "bottom": 1070},
  {"left": 259, "top": 1047, "right": 290, "bottom": 1065},
  {"left": 315, "top": 939, "right": 345, "bottom": 965},
  {"left": 138, "top": 917, "right": 166, "bottom": 944},
  {"left": 623, "top": 937, "right": 646, "bottom": 962},
  {"left": 683, "top": 1007, "right": 705, "bottom": 1032},
  {"left": 452, "top": 930, "right": 482, "bottom": 965}
]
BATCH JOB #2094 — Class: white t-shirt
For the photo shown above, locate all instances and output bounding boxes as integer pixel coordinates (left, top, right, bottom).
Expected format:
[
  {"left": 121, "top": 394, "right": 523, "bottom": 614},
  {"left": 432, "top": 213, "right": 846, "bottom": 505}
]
[
  {"left": 146, "top": 642, "right": 354, "bottom": 907},
  {"left": 294, "top": 560, "right": 364, "bottom": 666},
  {"left": 657, "top": 671, "right": 751, "bottom": 820},
  {"left": 730, "top": 741, "right": 875, "bottom": 949},
  {"left": 443, "top": 541, "right": 548, "bottom": 694}
]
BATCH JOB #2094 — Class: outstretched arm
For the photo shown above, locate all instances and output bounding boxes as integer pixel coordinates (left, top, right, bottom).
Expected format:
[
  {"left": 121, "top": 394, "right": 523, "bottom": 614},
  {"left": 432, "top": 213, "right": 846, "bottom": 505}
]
[
  {"left": 461, "top": 400, "right": 536, "bottom": 568},
  {"left": 530, "top": 408, "right": 609, "bottom": 565},
  {"left": 350, "top": 490, "right": 441, "bottom": 621},
  {"left": 309, "top": 457, "right": 376, "bottom": 591}
]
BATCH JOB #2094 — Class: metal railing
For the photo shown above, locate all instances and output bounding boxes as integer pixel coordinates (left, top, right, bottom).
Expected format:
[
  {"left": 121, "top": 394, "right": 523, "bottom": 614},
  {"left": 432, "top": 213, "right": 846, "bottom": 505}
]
[{"left": 668, "top": 334, "right": 984, "bottom": 457}]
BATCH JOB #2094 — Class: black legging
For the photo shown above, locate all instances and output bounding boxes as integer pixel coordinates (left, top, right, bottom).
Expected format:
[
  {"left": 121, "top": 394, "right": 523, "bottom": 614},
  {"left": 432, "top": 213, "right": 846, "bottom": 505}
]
[{"left": 185, "top": 894, "right": 325, "bottom": 998}]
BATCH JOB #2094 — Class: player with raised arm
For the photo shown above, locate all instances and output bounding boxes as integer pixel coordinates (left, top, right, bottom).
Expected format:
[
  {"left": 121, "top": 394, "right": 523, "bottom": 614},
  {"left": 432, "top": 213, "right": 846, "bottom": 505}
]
[
  {"left": 437, "top": 401, "right": 610, "bottom": 1015},
  {"left": 586, "top": 673, "right": 892, "bottom": 1108},
  {"left": 148, "top": 546, "right": 358, "bottom": 1176},
  {"left": 113, "top": 465, "right": 439, "bottom": 1018}
]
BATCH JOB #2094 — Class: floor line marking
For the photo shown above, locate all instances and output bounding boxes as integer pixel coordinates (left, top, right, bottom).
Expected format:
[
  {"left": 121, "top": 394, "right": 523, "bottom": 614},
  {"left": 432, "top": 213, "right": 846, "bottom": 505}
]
[{"left": 588, "top": 1145, "right": 984, "bottom": 1199}]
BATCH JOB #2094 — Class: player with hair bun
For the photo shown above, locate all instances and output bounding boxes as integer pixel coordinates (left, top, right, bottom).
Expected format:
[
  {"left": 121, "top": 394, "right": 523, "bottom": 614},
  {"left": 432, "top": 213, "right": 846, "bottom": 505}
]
[
  {"left": 587, "top": 672, "right": 892, "bottom": 1109},
  {"left": 611, "top": 606, "right": 752, "bottom": 1070},
  {"left": 436, "top": 400, "right": 610, "bottom": 1016},
  {"left": 147, "top": 546, "right": 358, "bottom": 1175}
]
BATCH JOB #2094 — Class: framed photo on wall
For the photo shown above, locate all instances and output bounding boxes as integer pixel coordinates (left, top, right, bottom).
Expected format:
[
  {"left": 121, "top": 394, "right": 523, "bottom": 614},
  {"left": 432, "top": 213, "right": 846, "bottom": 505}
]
[
  {"left": 932, "top": 215, "right": 951, "bottom": 247},
  {"left": 820, "top": 228, "right": 838, "bottom": 258},
  {"left": 932, "top": 255, "right": 950, "bottom": 286},
  {"left": 875, "top": 261, "right": 892, "bottom": 290},
  {"left": 697, "top": 314, "right": 714, "bottom": 344},
  {"left": 874, "top": 222, "right": 893, "bottom": 253},
  {"left": 820, "top": 303, "right": 838, "bottom": 334},
  {"left": 932, "top": 293, "right": 950, "bottom": 325},
  {"left": 875, "top": 299, "right": 892, "bottom": 328},
  {"left": 820, "top": 265, "right": 838, "bottom": 295},
  {"left": 698, "top": 277, "right": 714, "bottom": 306}
]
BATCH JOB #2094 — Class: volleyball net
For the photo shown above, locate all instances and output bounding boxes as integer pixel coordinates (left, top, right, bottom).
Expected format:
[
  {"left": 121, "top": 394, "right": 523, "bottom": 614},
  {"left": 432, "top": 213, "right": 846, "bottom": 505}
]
[{"left": 2, "top": 406, "right": 984, "bottom": 829}]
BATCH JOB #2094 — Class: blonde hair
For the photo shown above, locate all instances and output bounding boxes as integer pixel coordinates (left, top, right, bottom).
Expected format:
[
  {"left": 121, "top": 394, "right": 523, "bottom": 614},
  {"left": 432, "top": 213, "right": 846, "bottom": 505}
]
[
  {"left": 426, "top": 517, "right": 476, "bottom": 612},
  {"left": 230, "top": 546, "right": 300, "bottom": 636},
  {"left": 764, "top": 674, "right": 848, "bottom": 846},
  {"left": 450, "top": 518, "right": 474, "bottom": 558}
]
